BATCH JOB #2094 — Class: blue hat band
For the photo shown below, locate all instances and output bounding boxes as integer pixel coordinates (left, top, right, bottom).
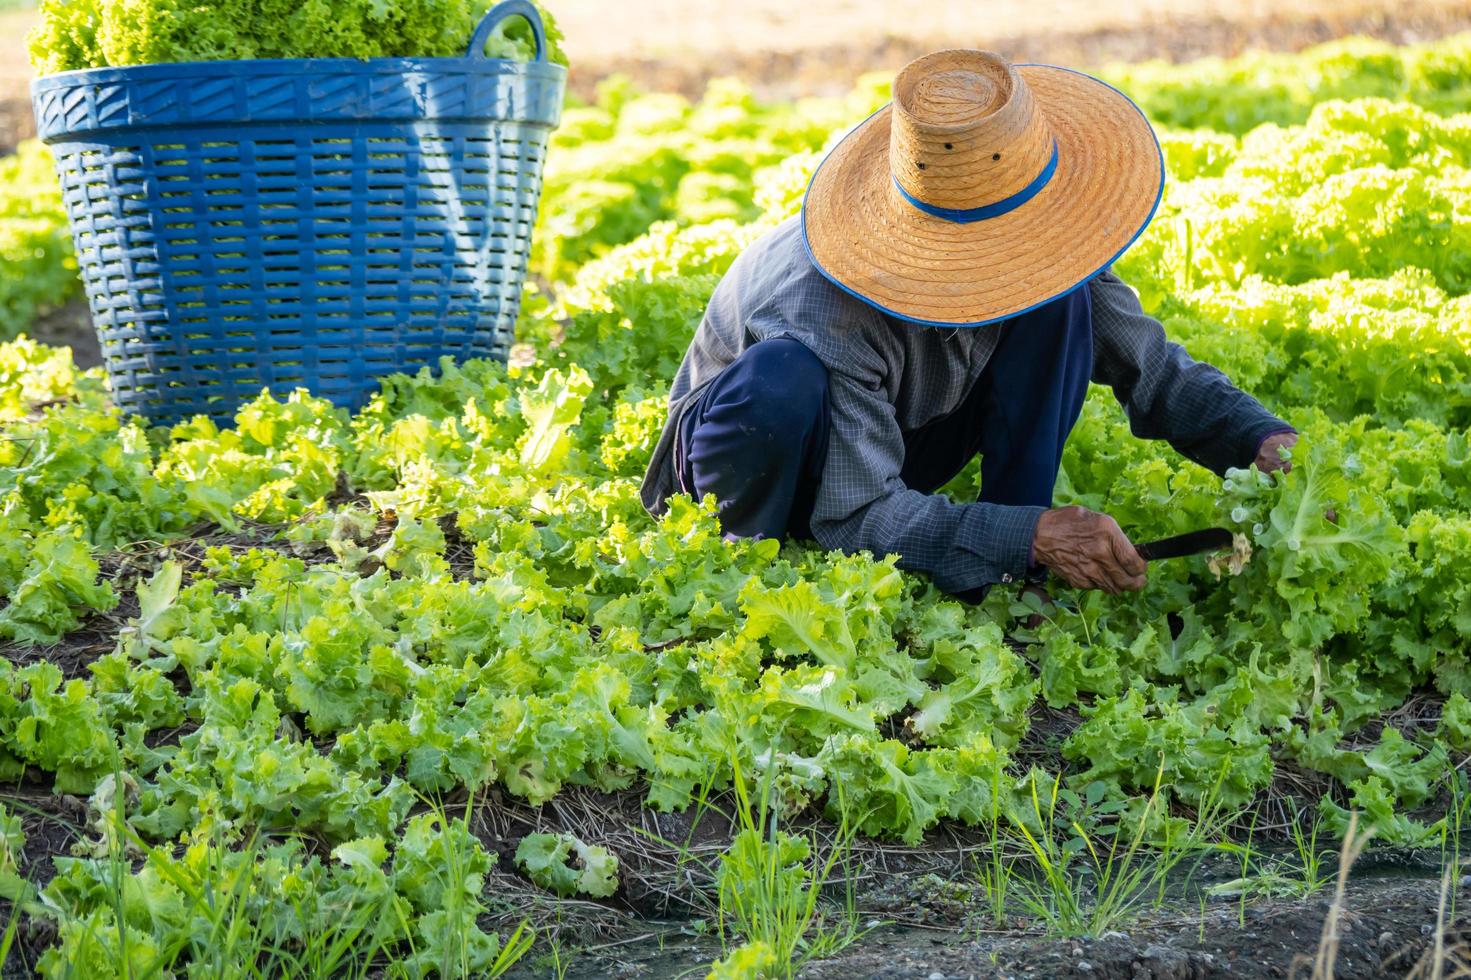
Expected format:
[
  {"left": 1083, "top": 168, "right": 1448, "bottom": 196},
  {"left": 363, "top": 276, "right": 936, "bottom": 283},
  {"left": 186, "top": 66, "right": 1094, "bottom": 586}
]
[{"left": 893, "top": 140, "right": 1060, "bottom": 223}]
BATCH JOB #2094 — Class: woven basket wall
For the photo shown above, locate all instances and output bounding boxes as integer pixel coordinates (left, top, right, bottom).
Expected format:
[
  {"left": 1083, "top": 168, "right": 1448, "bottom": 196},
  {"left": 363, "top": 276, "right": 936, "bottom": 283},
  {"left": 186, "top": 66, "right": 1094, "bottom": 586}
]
[{"left": 31, "top": 3, "right": 565, "bottom": 424}]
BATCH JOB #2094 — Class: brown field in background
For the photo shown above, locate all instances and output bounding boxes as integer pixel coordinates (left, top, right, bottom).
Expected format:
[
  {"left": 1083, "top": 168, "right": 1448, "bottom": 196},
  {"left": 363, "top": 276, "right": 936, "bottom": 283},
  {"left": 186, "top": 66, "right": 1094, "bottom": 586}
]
[
  {"left": 2, "top": 0, "right": 1470, "bottom": 152},
  {"left": 553, "top": 0, "right": 1471, "bottom": 98}
]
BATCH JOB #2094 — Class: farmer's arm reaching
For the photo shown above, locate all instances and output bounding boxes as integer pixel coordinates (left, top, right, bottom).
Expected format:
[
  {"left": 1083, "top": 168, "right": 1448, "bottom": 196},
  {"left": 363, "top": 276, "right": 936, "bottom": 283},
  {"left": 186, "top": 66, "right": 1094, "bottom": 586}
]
[
  {"left": 1090, "top": 269, "right": 1295, "bottom": 475},
  {"left": 807, "top": 366, "right": 1147, "bottom": 595},
  {"left": 806, "top": 369, "right": 1043, "bottom": 596}
]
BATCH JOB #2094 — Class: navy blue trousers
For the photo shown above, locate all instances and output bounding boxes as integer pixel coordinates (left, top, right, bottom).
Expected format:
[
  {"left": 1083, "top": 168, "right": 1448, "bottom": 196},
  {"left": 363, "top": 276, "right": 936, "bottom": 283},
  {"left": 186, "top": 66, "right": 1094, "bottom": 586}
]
[{"left": 676, "top": 286, "right": 1094, "bottom": 550}]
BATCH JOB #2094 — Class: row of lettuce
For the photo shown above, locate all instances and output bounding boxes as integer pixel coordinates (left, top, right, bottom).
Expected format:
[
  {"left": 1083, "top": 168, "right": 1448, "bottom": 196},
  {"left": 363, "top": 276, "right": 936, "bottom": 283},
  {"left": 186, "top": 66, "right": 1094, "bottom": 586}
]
[
  {"left": 0, "top": 32, "right": 1469, "bottom": 976},
  {"left": 8, "top": 32, "right": 1471, "bottom": 341}
]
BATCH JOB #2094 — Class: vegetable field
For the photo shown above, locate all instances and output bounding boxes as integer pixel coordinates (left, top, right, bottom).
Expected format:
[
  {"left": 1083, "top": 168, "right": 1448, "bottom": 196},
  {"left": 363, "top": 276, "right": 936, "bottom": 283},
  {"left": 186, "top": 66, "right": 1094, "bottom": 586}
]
[{"left": 2, "top": 25, "right": 1471, "bottom": 979}]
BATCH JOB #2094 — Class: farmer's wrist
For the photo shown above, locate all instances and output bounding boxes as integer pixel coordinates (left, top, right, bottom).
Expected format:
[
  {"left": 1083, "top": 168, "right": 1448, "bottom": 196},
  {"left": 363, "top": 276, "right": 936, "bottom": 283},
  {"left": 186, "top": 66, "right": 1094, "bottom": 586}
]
[
  {"left": 1246, "top": 424, "right": 1296, "bottom": 468},
  {"left": 964, "top": 502, "right": 1045, "bottom": 586}
]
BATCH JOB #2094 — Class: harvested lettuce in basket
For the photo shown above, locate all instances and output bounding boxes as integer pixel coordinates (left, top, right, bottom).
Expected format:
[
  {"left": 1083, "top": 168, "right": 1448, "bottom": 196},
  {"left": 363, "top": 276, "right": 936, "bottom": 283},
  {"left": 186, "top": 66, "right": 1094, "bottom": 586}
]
[{"left": 28, "top": 0, "right": 567, "bottom": 75}]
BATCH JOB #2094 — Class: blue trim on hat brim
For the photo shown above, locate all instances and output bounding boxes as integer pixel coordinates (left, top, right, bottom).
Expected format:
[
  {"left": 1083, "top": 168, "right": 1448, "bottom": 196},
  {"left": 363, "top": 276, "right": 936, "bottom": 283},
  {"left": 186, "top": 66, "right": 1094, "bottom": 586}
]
[{"left": 799, "top": 63, "right": 1166, "bottom": 329}]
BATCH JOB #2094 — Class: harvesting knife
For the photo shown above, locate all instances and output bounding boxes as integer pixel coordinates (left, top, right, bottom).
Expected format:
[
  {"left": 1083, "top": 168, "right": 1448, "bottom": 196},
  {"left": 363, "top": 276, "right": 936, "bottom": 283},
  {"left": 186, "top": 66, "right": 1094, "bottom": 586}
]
[{"left": 1133, "top": 527, "right": 1234, "bottom": 562}]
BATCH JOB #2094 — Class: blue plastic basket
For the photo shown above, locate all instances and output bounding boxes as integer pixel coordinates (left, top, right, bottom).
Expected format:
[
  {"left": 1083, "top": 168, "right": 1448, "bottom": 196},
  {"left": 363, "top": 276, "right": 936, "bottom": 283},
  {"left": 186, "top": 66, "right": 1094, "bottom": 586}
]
[{"left": 30, "top": 0, "right": 565, "bottom": 425}]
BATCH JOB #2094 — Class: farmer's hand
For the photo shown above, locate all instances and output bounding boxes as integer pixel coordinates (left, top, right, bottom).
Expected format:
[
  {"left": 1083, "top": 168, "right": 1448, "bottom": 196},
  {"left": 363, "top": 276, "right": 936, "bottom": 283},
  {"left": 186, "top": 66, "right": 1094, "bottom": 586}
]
[
  {"left": 1255, "top": 431, "right": 1298, "bottom": 474},
  {"left": 1032, "top": 506, "right": 1148, "bottom": 594}
]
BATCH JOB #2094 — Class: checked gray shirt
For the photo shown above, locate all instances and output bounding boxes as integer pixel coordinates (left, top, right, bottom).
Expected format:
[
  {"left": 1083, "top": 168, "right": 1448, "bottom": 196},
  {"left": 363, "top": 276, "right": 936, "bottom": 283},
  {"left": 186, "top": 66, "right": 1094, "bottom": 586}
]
[{"left": 639, "top": 216, "right": 1289, "bottom": 595}]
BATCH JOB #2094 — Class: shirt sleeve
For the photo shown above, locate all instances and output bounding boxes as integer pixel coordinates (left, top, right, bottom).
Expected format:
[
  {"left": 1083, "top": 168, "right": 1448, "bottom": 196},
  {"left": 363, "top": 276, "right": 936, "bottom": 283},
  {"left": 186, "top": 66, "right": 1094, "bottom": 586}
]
[
  {"left": 807, "top": 366, "right": 1044, "bottom": 596},
  {"left": 1089, "top": 269, "right": 1294, "bottom": 476}
]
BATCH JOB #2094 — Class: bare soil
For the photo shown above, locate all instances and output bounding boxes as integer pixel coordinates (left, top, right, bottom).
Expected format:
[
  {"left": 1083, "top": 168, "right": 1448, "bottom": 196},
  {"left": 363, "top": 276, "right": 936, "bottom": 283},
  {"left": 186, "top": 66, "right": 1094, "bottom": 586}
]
[
  {"left": 497, "top": 851, "right": 1465, "bottom": 979},
  {"left": 26, "top": 299, "right": 98, "bottom": 369},
  {"left": 802, "top": 875, "right": 1456, "bottom": 979},
  {"left": 464, "top": 782, "right": 1469, "bottom": 979}
]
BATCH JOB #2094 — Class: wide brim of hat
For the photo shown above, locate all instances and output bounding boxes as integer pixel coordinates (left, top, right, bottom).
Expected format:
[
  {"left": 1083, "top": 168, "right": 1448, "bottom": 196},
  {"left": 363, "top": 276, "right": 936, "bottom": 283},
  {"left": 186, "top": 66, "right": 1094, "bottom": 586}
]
[{"left": 801, "top": 64, "right": 1164, "bottom": 327}]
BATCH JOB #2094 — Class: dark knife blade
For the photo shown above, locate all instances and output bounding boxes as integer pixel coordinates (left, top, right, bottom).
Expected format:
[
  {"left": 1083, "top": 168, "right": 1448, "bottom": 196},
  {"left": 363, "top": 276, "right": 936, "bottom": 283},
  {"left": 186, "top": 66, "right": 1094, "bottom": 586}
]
[{"left": 1134, "top": 527, "right": 1234, "bottom": 562}]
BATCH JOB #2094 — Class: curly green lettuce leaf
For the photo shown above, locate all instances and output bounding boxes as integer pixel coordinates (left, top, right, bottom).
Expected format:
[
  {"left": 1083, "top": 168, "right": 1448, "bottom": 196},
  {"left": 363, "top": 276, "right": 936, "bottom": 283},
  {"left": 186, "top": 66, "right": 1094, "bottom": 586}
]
[{"left": 514, "top": 832, "right": 619, "bottom": 898}]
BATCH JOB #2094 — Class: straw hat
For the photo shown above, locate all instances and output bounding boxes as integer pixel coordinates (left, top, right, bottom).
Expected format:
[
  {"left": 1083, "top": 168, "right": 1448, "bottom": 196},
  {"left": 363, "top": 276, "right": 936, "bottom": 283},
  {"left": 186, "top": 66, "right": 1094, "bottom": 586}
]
[{"left": 802, "top": 50, "right": 1164, "bottom": 327}]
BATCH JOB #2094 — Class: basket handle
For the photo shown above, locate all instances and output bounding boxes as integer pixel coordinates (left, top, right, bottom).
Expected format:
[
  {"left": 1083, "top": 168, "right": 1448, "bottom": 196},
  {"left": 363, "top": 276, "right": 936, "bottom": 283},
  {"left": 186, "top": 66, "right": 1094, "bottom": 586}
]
[{"left": 466, "top": 0, "right": 549, "bottom": 63}]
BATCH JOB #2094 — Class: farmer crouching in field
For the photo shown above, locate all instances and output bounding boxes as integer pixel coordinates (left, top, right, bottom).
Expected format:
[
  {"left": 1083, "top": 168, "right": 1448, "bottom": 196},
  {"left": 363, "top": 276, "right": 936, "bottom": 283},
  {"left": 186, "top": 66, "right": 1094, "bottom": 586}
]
[{"left": 640, "top": 49, "right": 1296, "bottom": 600}]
